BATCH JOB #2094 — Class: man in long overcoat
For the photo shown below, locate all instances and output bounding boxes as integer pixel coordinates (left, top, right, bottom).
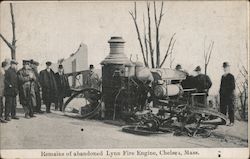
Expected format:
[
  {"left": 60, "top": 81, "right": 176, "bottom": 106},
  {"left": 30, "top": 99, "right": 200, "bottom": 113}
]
[
  {"left": 39, "top": 61, "right": 58, "bottom": 113},
  {"left": 219, "top": 62, "right": 235, "bottom": 126},
  {"left": 30, "top": 60, "right": 43, "bottom": 113},
  {"left": 4, "top": 60, "right": 19, "bottom": 121},
  {"left": 55, "top": 64, "right": 71, "bottom": 111},
  {"left": 17, "top": 60, "right": 37, "bottom": 118}
]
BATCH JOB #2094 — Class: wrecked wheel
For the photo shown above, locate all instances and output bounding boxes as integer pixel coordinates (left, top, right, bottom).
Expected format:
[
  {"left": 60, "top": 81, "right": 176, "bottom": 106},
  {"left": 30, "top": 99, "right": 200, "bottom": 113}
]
[
  {"left": 63, "top": 88, "right": 102, "bottom": 119},
  {"left": 122, "top": 125, "right": 165, "bottom": 135}
]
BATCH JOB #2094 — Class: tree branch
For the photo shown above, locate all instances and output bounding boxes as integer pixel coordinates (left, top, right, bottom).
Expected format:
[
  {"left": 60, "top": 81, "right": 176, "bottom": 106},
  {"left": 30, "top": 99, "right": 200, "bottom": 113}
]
[
  {"left": 0, "top": 33, "right": 13, "bottom": 49},
  {"left": 160, "top": 33, "right": 176, "bottom": 67},
  {"left": 143, "top": 14, "right": 149, "bottom": 65},
  {"left": 147, "top": 2, "right": 155, "bottom": 68}
]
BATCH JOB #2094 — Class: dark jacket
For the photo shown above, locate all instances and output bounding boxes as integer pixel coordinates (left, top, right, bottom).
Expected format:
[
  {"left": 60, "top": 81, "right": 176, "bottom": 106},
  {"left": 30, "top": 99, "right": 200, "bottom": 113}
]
[
  {"left": 17, "top": 68, "right": 36, "bottom": 106},
  {"left": 39, "top": 69, "right": 58, "bottom": 103},
  {"left": 193, "top": 74, "right": 212, "bottom": 93},
  {"left": 55, "top": 72, "right": 71, "bottom": 98},
  {"left": 219, "top": 73, "right": 235, "bottom": 97},
  {"left": 4, "top": 67, "right": 18, "bottom": 97}
]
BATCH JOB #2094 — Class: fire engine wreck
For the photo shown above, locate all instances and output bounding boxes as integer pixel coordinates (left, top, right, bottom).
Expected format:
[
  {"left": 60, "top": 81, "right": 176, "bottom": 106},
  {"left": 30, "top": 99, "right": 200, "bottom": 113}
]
[{"left": 63, "top": 36, "right": 227, "bottom": 137}]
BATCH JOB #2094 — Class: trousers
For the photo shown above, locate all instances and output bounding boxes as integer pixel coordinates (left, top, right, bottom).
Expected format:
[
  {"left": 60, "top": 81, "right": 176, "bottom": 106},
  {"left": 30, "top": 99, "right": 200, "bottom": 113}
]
[
  {"left": 5, "top": 96, "right": 17, "bottom": 118},
  {"left": 220, "top": 95, "right": 235, "bottom": 123}
]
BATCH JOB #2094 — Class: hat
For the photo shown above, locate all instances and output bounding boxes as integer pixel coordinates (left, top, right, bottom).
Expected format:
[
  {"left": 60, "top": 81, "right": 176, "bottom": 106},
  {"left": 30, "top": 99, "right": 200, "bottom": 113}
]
[
  {"left": 1, "top": 61, "right": 7, "bottom": 68},
  {"left": 58, "top": 64, "right": 63, "bottom": 69},
  {"left": 194, "top": 66, "right": 201, "bottom": 72},
  {"left": 223, "top": 62, "right": 230, "bottom": 68},
  {"left": 175, "top": 64, "right": 182, "bottom": 70},
  {"left": 11, "top": 60, "right": 18, "bottom": 65},
  {"left": 30, "top": 59, "right": 39, "bottom": 66},
  {"left": 46, "top": 61, "right": 52, "bottom": 66},
  {"left": 89, "top": 64, "right": 94, "bottom": 69},
  {"left": 22, "top": 60, "right": 30, "bottom": 65}
]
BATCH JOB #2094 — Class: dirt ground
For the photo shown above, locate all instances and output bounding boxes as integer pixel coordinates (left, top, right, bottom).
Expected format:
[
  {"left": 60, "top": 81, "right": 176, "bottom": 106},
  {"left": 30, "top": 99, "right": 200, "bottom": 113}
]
[{"left": 0, "top": 104, "right": 248, "bottom": 149}]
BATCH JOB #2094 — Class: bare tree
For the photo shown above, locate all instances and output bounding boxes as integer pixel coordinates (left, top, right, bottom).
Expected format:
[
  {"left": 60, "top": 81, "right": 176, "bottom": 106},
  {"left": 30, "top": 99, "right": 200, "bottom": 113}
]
[
  {"left": 236, "top": 65, "right": 248, "bottom": 121},
  {"left": 0, "top": 3, "right": 17, "bottom": 60},
  {"left": 203, "top": 37, "right": 214, "bottom": 75},
  {"left": 129, "top": 1, "right": 176, "bottom": 68}
]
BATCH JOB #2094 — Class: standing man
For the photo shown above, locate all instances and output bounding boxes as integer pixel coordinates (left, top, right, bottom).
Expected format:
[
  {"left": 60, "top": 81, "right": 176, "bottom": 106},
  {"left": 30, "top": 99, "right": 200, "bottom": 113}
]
[
  {"left": 39, "top": 61, "right": 58, "bottom": 113},
  {"left": 219, "top": 62, "right": 235, "bottom": 126},
  {"left": 55, "top": 64, "right": 70, "bottom": 111},
  {"left": 30, "top": 60, "right": 43, "bottom": 114},
  {"left": 85, "top": 64, "right": 101, "bottom": 90},
  {"left": 4, "top": 60, "right": 19, "bottom": 121},
  {"left": 193, "top": 66, "right": 212, "bottom": 106},
  {"left": 17, "top": 60, "right": 37, "bottom": 119},
  {"left": 0, "top": 61, "right": 8, "bottom": 123}
]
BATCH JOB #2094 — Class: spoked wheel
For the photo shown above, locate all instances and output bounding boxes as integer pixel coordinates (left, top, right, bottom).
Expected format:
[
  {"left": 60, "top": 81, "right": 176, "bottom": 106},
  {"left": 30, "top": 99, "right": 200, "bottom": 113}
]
[
  {"left": 184, "top": 106, "right": 228, "bottom": 137},
  {"left": 63, "top": 88, "right": 102, "bottom": 119}
]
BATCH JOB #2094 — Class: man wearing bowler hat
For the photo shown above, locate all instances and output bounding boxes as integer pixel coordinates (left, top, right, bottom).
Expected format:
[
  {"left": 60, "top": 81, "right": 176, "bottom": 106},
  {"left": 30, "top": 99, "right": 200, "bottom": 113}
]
[
  {"left": 39, "top": 61, "right": 58, "bottom": 113},
  {"left": 85, "top": 64, "right": 101, "bottom": 90},
  {"left": 17, "top": 60, "right": 37, "bottom": 118},
  {"left": 4, "top": 60, "right": 19, "bottom": 121},
  {"left": 219, "top": 62, "right": 235, "bottom": 126}
]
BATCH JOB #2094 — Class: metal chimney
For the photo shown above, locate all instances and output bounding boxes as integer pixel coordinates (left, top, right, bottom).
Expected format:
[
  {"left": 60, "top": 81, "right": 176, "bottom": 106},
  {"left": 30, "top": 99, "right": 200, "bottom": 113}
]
[{"left": 101, "top": 37, "right": 131, "bottom": 65}]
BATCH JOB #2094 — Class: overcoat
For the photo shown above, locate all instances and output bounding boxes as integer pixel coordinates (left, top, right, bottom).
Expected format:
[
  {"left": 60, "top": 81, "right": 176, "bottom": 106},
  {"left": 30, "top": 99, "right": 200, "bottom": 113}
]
[
  {"left": 55, "top": 72, "right": 71, "bottom": 98},
  {"left": 4, "top": 67, "right": 18, "bottom": 97},
  {"left": 219, "top": 73, "right": 235, "bottom": 105},
  {"left": 193, "top": 74, "right": 212, "bottom": 93},
  {"left": 39, "top": 69, "right": 58, "bottom": 103},
  {"left": 17, "top": 68, "right": 36, "bottom": 106}
]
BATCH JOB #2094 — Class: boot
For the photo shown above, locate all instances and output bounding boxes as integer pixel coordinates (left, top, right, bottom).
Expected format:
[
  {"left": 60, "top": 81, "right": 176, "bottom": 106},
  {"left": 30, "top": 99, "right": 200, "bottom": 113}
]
[
  {"left": 0, "top": 118, "right": 7, "bottom": 123},
  {"left": 25, "top": 114, "right": 30, "bottom": 119},
  {"left": 12, "top": 116, "right": 19, "bottom": 120}
]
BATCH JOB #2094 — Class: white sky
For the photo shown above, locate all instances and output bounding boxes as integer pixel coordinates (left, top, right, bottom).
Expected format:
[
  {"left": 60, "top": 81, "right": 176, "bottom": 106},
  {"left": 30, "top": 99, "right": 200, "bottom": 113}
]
[{"left": 0, "top": 1, "right": 248, "bottom": 95}]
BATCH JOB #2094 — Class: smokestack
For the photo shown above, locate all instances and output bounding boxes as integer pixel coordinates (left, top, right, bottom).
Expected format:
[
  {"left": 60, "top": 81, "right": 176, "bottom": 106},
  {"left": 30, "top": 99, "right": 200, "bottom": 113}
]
[{"left": 101, "top": 37, "right": 131, "bottom": 65}]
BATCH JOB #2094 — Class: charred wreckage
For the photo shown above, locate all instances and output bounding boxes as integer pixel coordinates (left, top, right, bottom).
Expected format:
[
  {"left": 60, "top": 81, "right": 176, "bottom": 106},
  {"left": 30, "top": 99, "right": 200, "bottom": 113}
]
[{"left": 63, "top": 37, "right": 227, "bottom": 137}]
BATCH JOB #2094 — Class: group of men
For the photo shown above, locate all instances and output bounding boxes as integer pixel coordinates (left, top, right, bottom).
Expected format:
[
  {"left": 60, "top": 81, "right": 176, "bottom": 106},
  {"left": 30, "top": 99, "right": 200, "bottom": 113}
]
[
  {"left": 175, "top": 62, "right": 235, "bottom": 126},
  {"left": 0, "top": 59, "right": 71, "bottom": 123}
]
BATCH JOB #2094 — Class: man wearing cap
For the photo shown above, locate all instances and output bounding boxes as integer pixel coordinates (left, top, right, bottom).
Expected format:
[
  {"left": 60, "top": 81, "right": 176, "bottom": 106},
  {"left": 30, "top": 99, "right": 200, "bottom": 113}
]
[
  {"left": 55, "top": 64, "right": 70, "bottom": 111},
  {"left": 17, "top": 60, "right": 37, "bottom": 118},
  {"left": 4, "top": 60, "right": 19, "bottom": 121},
  {"left": 85, "top": 64, "right": 101, "bottom": 90},
  {"left": 0, "top": 61, "right": 8, "bottom": 123},
  {"left": 30, "top": 60, "right": 43, "bottom": 114},
  {"left": 39, "top": 61, "right": 58, "bottom": 113},
  {"left": 193, "top": 66, "right": 212, "bottom": 106},
  {"left": 219, "top": 62, "right": 235, "bottom": 126}
]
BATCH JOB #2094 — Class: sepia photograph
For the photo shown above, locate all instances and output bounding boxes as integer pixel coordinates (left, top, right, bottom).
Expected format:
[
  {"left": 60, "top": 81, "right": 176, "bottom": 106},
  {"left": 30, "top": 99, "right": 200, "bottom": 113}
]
[{"left": 0, "top": 1, "right": 249, "bottom": 159}]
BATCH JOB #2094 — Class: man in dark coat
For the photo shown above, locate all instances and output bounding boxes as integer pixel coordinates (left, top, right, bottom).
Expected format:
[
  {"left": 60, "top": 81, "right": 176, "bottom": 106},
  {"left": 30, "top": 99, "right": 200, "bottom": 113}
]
[
  {"left": 0, "top": 61, "right": 8, "bottom": 123},
  {"left": 85, "top": 64, "right": 101, "bottom": 90},
  {"left": 55, "top": 64, "right": 70, "bottom": 111},
  {"left": 39, "top": 61, "right": 58, "bottom": 113},
  {"left": 193, "top": 66, "right": 212, "bottom": 106},
  {"left": 219, "top": 62, "right": 235, "bottom": 126},
  {"left": 17, "top": 60, "right": 37, "bottom": 118},
  {"left": 30, "top": 60, "right": 43, "bottom": 113},
  {"left": 4, "top": 60, "right": 19, "bottom": 121}
]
